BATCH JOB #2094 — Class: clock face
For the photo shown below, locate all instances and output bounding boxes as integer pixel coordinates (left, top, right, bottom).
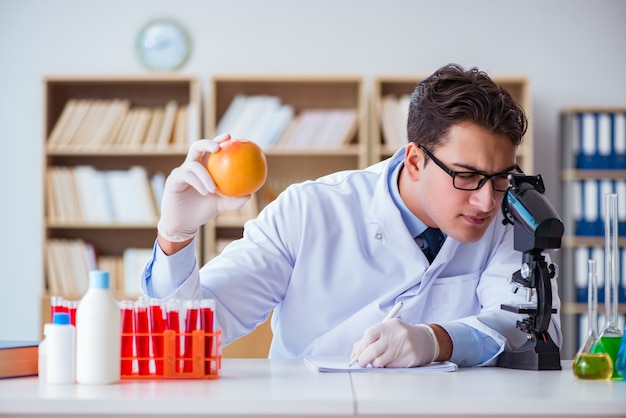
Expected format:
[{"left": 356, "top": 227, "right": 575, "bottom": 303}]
[{"left": 136, "top": 19, "right": 191, "bottom": 71}]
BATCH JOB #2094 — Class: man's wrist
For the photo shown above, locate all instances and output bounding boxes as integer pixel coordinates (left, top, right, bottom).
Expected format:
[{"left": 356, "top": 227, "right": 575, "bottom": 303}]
[
  {"left": 429, "top": 324, "right": 453, "bottom": 362},
  {"left": 157, "top": 235, "right": 193, "bottom": 256}
]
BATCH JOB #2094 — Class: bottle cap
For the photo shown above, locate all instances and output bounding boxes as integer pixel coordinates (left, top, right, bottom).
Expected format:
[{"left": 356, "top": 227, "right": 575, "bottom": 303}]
[
  {"left": 89, "top": 270, "right": 110, "bottom": 289},
  {"left": 52, "top": 312, "right": 71, "bottom": 325}
]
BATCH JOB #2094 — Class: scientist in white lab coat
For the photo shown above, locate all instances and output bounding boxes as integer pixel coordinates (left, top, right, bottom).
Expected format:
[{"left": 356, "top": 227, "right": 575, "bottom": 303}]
[{"left": 142, "top": 63, "right": 562, "bottom": 368}]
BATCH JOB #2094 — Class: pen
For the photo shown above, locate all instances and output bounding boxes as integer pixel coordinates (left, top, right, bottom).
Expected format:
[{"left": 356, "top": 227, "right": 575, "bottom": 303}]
[
  {"left": 382, "top": 301, "right": 403, "bottom": 322},
  {"left": 349, "top": 301, "right": 403, "bottom": 367}
]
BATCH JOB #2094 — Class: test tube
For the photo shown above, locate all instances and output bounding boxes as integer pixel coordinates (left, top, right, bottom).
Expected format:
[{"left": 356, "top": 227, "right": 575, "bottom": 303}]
[
  {"left": 183, "top": 300, "right": 199, "bottom": 373},
  {"left": 66, "top": 300, "right": 78, "bottom": 326},
  {"left": 200, "top": 299, "right": 215, "bottom": 374},
  {"left": 597, "top": 193, "right": 623, "bottom": 379},
  {"left": 165, "top": 299, "right": 182, "bottom": 372},
  {"left": 50, "top": 296, "right": 67, "bottom": 321},
  {"left": 119, "top": 300, "right": 135, "bottom": 376},
  {"left": 134, "top": 298, "right": 150, "bottom": 375},
  {"left": 149, "top": 299, "right": 165, "bottom": 375}
]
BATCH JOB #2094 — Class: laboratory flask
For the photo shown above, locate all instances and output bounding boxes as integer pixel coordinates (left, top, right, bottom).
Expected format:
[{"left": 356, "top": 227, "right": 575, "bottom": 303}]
[
  {"left": 591, "top": 194, "right": 623, "bottom": 379},
  {"left": 573, "top": 259, "right": 613, "bottom": 380}
]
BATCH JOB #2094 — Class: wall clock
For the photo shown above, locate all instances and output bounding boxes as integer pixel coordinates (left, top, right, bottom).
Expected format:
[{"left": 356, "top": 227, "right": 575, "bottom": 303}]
[{"left": 136, "top": 19, "right": 191, "bottom": 71}]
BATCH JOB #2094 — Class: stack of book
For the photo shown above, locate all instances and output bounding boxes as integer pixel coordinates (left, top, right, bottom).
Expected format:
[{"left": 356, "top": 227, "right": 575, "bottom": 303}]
[
  {"left": 216, "top": 95, "right": 358, "bottom": 150},
  {"left": 47, "top": 99, "right": 198, "bottom": 150},
  {"left": 46, "top": 166, "right": 164, "bottom": 225},
  {"left": 45, "top": 238, "right": 151, "bottom": 298},
  {"left": 380, "top": 94, "right": 410, "bottom": 148}
]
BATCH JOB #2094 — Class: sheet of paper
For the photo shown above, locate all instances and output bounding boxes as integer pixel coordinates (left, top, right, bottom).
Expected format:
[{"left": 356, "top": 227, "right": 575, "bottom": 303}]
[{"left": 304, "top": 356, "right": 458, "bottom": 373}]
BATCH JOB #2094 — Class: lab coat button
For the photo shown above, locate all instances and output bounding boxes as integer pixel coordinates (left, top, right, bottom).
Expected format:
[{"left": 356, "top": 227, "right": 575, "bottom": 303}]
[{"left": 375, "top": 232, "right": 383, "bottom": 240}]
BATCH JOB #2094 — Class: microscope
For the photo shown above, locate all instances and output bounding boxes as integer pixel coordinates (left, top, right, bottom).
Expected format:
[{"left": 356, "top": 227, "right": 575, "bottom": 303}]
[{"left": 497, "top": 174, "right": 564, "bottom": 371}]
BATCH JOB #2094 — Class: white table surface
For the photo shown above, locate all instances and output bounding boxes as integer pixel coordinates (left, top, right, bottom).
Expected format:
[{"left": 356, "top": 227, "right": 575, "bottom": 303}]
[
  {"left": 0, "top": 359, "right": 624, "bottom": 417},
  {"left": 0, "top": 359, "right": 354, "bottom": 417},
  {"left": 351, "top": 360, "right": 626, "bottom": 417}
]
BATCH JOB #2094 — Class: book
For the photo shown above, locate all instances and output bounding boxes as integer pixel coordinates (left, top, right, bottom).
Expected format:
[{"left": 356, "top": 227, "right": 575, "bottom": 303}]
[
  {"left": 172, "top": 105, "right": 188, "bottom": 146},
  {"left": 122, "top": 248, "right": 153, "bottom": 296},
  {"left": 143, "top": 107, "right": 164, "bottom": 147},
  {"left": 47, "top": 99, "right": 78, "bottom": 148},
  {"left": 73, "top": 165, "right": 105, "bottom": 223},
  {"left": 0, "top": 341, "right": 39, "bottom": 379},
  {"left": 304, "top": 356, "right": 458, "bottom": 373},
  {"left": 216, "top": 94, "right": 247, "bottom": 135},
  {"left": 100, "top": 99, "right": 131, "bottom": 148},
  {"left": 157, "top": 100, "right": 179, "bottom": 147},
  {"left": 126, "top": 107, "right": 153, "bottom": 148}
]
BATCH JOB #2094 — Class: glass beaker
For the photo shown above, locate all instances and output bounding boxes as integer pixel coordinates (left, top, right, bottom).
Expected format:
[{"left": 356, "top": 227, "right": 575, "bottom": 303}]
[
  {"left": 573, "top": 259, "right": 613, "bottom": 380},
  {"left": 591, "top": 193, "right": 623, "bottom": 379}
]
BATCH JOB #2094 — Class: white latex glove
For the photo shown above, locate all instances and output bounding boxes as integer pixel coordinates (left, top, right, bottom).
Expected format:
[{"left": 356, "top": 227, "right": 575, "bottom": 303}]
[
  {"left": 350, "top": 319, "right": 440, "bottom": 368},
  {"left": 157, "top": 134, "right": 250, "bottom": 242}
]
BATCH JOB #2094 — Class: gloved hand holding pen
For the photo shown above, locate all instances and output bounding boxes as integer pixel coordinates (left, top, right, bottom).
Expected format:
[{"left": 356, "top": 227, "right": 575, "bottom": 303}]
[
  {"left": 157, "top": 134, "right": 250, "bottom": 244},
  {"left": 350, "top": 320, "right": 440, "bottom": 368}
]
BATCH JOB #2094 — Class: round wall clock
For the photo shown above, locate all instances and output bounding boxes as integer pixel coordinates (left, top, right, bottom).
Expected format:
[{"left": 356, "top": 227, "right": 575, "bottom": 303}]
[{"left": 136, "top": 19, "right": 191, "bottom": 71}]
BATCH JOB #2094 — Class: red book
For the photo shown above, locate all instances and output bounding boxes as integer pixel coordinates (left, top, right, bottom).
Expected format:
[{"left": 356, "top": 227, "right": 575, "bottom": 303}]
[{"left": 0, "top": 341, "right": 39, "bottom": 379}]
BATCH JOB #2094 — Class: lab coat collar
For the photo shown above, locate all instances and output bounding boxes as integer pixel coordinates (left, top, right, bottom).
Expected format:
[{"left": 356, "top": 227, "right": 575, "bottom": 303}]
[{"left": 366, "top": 146, "right": 458, "bottom": 267}]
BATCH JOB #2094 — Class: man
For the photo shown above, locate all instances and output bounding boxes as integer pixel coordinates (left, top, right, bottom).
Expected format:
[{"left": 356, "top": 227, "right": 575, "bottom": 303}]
[{"left": 143, "top": 63, "right": 562, "bottom": 368}]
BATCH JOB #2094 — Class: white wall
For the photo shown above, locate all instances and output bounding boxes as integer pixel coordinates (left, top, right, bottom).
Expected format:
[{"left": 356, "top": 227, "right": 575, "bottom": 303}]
[{"left": 1, "top": 0, "right": 625, "bottom": 340}]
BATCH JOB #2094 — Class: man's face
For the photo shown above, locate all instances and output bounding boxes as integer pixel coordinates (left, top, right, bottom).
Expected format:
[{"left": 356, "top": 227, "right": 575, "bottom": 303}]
[{"left": 400, "top": 122, "right": 518, "bottom": 243}]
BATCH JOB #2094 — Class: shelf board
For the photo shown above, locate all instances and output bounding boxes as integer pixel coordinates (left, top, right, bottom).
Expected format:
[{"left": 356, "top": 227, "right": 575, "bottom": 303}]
[
  {"left": 561, "top": 106, "right": 626, "bottom": 114},
  {"left": 46, "top": 222, "right": 157, "bottom": 229},
  {"left": 562, "top": 236, "right": 626, "bottom": 247},
  {"left": 265, "top": 145, "right": 361, "bottom": 156},
  {"left": 562, "top": 302, "right": 626, "bottom": 315},
  {"left": 46, "top": 147, "right": 188, "bottom": 157},
  {"left": 561, "top": 169, "right": 626, "bottom": 181}
]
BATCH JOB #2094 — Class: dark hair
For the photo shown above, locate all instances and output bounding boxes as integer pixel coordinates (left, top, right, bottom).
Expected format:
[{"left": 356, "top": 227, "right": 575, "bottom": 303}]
[{"left": 407, "top": 63, "right": 528, "bottom": 150}]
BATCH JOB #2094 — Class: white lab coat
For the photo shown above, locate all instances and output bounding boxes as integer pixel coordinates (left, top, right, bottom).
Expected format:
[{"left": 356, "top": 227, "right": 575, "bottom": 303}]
[{"left": 155, "top": 148, "right": 562, "bottom": 364}]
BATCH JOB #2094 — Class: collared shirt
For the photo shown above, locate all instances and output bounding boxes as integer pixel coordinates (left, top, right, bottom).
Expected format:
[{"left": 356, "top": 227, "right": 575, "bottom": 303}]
[
  {"left": 143, "top": 147, "right": 561, "bottom": 366},
  {"left": 387, "top": 161, "right": 496, "bottom": 365}
]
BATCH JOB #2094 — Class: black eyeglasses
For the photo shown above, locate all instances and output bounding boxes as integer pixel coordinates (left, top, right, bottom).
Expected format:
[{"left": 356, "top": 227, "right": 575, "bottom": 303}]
[{"left": 418, "top": 145, "right": 522, "bottom": 192}]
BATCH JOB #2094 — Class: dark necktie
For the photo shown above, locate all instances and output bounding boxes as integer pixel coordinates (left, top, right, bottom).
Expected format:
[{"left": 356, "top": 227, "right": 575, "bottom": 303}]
[{"left": 417, "top": 228, "right": 445, "bottom": 263}]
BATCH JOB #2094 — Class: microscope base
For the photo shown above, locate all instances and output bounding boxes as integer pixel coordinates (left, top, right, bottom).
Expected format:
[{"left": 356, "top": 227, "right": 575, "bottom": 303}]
[{"left": 497, "top": 337, "right": 562, "bottom": 370}]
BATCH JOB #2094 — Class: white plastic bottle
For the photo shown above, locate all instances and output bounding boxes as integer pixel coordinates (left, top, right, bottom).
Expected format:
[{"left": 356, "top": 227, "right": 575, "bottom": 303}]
[
  {"left": 46, "top": 312, "right": 76, "bottom": 384},
  {"left": 38, "top": 326, "right": 49, "bottom": 384},
  {"left": 75, "top": 270, "right": 121, "bottom": 384}
]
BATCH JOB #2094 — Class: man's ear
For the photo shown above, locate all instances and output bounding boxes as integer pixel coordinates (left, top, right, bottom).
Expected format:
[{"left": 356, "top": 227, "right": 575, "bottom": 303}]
[{"left": 404, "top": 143, "right": 424, "bottom": 181}]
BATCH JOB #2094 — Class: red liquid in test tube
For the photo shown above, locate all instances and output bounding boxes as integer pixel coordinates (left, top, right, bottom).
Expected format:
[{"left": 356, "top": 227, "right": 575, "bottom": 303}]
[
  {"left": 134, "top": 299, "right": 150, "bottom": 375},
  {"left": 200, "top": 299, "right": 215, "bottom": 374},
  {"left": 50, "top": 296, "right": 67, "bottom": 321},
  {"left": 149, "top": 299, "right": 165, "bottom": 375},
  {"left": 66, "top": 300, "right": 78, "bottom": 326},
  {"left": 165, "top": 299, "right": 181, "bottom": 372},
  {"left": 120, "top": 300, "right": 135, "bottom": 376},
  {"left": 183, "top": 300, "right": 199, "bottom": 373}
]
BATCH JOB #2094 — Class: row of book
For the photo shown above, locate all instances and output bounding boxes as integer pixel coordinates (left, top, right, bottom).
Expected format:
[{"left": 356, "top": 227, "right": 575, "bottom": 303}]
[
  {"left": 47, "top": 99, "right": 198, "bottom": 150},
  {"left": 573, "top": 246, "right": 626, "bottom": 304},
  {"left": 570, "top": 180, "right": 626, "bottom": 236},
  {"left": 567, "top": 112, "right": 626, "bottom": 170},
  {"left": 45, "top": 238, "right": 151, "bottom": 297},
  {"left": 380, "top": 94, "right": 410, "bottom": 148},
  {"left": 46, "top": 165, "right": 164, "bottom": 224},
  {"left": 216, "top": 94, "right": 358, "bottom": 150}
]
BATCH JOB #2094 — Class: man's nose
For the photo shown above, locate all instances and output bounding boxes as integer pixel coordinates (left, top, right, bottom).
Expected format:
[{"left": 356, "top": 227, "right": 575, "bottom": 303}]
[{"left": 470, "top": 181, "right": 497, "bottom": 212}]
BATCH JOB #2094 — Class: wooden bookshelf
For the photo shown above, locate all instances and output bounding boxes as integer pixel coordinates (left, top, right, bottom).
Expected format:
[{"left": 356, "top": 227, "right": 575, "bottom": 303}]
[
  {"left": 203, "top": 75, "right": 368, "bottom": 260},
  {"left": 42, "top": 75, "right": 201, "bottom": 324},
  {"left": 370, "top": 76, "right": 534, "bottom": 174},
  {"left": 203, "top": 75, "right": 367, "bottom": 357}
]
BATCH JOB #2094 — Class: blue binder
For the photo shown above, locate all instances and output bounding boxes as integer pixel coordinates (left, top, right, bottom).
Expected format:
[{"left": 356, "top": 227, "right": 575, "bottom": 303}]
[{"left": 612, "top": 113, "right": 626, "bottom": 169}]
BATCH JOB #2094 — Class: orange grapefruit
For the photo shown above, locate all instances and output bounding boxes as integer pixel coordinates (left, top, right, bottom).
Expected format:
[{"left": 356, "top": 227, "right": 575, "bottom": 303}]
[{"left": 206, "top": 139, "right": 268, "bottom": 197}]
